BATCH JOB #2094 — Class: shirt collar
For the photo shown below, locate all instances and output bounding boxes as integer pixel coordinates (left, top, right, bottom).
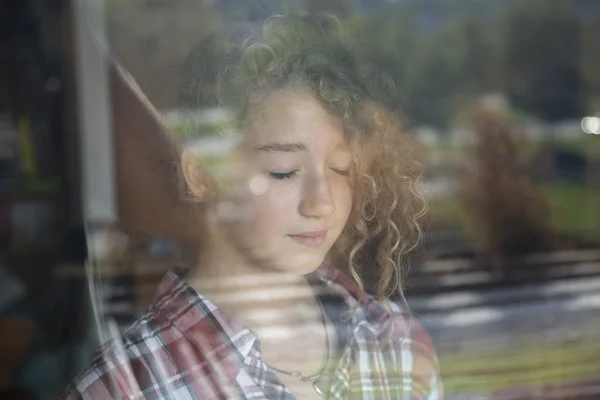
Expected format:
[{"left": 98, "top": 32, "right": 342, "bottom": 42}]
[
  {"left": 315, "top": 263, "right": 403, "bottom": 339},
  {"left": 148, "top": 263, "right": 397, "bottom": 384},
  {"left": 149, "top": 269, "right": 258, "bottom": 385}
]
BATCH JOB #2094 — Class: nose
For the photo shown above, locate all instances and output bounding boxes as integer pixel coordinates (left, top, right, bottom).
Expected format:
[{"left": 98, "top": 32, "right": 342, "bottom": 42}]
[{"left": 299, "top": 174, "right": 336, "bottom": 219}]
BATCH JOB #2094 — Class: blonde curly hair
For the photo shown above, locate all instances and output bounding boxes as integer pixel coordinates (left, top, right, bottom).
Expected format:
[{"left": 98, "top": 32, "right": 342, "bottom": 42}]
[{"left": 198, "top": 14, "right": 427, "bottom": 306}]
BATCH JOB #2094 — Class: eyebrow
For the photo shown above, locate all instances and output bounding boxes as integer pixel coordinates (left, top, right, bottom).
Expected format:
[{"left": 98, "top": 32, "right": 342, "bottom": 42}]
[{"left": 254, "top": 142, "right": 307, "bottom": 152}]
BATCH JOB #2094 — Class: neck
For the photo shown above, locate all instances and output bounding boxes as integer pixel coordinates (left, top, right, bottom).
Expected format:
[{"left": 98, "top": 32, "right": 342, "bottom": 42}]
[{"left": 186, "top": 213, "right": 333, "bottom": 376}]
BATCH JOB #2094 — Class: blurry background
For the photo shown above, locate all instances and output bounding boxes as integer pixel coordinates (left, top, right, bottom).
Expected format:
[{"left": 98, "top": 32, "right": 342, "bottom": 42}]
[{"left": 0, "top": 0, "right": 599, "bottom": 399}]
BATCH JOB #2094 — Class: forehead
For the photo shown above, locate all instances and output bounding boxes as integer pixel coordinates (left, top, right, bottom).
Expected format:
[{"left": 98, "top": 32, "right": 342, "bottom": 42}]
[{"left": 244, "top": 91, "right": 348, "bottom": 150}]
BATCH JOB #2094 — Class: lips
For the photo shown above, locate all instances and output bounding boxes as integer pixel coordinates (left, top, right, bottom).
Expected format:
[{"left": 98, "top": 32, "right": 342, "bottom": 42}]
[{"left": 288, "top": 230, "right": 328, "bottom": 246}]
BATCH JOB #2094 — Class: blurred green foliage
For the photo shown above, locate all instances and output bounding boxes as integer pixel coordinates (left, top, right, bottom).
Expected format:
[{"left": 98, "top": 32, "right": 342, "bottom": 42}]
[
  {"left": 357, "top": 0, "right": 594, "bottom": 128},
  {"left": 168, "top": 120, "right": 237, "bottom": 139},
  {"left": 432, "top": 183, "right": 599, "bottom": 243},
  {"left": 441, "top": 335, "right": 600, "bottom": 395},
  {"left": 176, "top": 0, "right": 600, "bottom": 129}
]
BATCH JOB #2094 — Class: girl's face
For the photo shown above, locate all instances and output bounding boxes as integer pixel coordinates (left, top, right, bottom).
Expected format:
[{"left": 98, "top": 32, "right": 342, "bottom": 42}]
[{"left": 213, "top": 91, "right": 354, "bottom": 275}]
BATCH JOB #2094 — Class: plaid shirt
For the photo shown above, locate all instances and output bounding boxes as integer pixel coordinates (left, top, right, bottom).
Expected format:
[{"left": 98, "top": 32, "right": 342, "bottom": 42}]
[{"left": 62, "top": 265, "right": 442, "bottom": 399}]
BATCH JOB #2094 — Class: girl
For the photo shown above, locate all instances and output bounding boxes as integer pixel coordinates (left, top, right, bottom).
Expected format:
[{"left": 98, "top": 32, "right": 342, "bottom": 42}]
[{"left": 63, "top": 15, "right": 442, "bottom": 400}]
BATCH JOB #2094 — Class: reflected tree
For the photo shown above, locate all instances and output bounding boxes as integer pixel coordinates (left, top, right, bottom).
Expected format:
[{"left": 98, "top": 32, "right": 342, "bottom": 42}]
[{"left": 499, "top": 0, "right": 583, "bottom": 121}]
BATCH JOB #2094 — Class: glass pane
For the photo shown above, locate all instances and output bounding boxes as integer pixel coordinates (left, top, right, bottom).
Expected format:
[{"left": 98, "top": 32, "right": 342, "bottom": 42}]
[{"left": 1, "top": 1, "right": 599, "bottom": 399}]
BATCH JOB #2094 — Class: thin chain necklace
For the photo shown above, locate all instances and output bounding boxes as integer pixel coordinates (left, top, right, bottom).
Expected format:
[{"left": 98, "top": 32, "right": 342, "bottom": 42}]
[{"left": 266, "top": 295, "right": 330, "bottom": 396}]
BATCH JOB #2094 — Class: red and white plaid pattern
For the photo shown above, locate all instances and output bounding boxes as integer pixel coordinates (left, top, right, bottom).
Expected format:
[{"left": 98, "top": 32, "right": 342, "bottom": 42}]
[{"left": 61, "top": 265, "right": 442, "bottom": 399}]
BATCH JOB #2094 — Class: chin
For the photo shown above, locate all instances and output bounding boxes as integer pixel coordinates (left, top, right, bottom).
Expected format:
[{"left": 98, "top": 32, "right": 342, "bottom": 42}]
[{"left": 274, "top": 254, "right": 325, "bottom": 276}]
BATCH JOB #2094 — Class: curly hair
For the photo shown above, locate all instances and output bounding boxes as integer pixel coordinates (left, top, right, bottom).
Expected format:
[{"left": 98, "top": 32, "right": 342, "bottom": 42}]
[{"left": 195, "top": 14, "right": 428, "bottom": 307}]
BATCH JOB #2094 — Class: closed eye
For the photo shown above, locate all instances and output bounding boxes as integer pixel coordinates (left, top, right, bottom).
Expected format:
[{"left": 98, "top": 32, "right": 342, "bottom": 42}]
[
  {"left": 269, "top": 171, "right": 297, "bottom": 180},
  {"left": 331, "top": 168, "right": 350, "bottom": 176}
]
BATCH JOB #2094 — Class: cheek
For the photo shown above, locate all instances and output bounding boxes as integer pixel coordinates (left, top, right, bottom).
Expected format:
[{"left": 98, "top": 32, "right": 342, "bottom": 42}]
[
  {"left": 250, "top": 183, "right": 299, "bottom": 228},
  {"left": 332, "top": 179, "right": 353, "bottom": 224},
  {"left": 230, "top": 182, "right": 298, "bottom": 238}
]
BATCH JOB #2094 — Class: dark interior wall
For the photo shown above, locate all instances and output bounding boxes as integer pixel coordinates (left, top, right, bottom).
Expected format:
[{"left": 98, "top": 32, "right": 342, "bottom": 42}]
[{"left": 0, "top": 0, "right": 91, "bottom": 393}]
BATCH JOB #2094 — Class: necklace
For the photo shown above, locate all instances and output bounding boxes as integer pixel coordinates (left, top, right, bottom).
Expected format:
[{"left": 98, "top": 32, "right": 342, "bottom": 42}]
[{"left": 266, "top": 294, "right": 330, "bottom": 396}]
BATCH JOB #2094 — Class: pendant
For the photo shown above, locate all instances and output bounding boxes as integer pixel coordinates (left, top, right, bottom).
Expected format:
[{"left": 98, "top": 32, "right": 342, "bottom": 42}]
[{"left": 312, "top": 378, "right": 325, "bottom": 396}]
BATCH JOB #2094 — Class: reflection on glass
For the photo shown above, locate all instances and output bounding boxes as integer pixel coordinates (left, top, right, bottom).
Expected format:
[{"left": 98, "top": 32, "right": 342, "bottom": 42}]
[
  {"left": 1, "top": 1, "right": 600, "bottom": 399},
  {"left": 64, "top": 12, "right": 441, "bottom": 400}
]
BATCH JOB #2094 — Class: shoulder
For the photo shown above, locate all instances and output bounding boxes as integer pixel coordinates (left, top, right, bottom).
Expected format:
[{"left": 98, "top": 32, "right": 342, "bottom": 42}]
[
  {"left": 59, "top": 313, "right": 173, "bottom": 399},
  {"left": 360, "top": 296, "right": 443, "bottom": 399},
  {"left": 322, "top": 265, "right": 435, "bottom": 345},
  {"left": 321, "top": 265, "right": 443, "bottom": 399},
  {"left": 60, "top": 270, "right": 245, "bottom": 400}
]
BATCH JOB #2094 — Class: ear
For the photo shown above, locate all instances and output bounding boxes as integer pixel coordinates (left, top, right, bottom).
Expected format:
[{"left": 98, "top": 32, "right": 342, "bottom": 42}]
[{"left": 181, "top": 148, "right": 212, "bottom": 200}]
